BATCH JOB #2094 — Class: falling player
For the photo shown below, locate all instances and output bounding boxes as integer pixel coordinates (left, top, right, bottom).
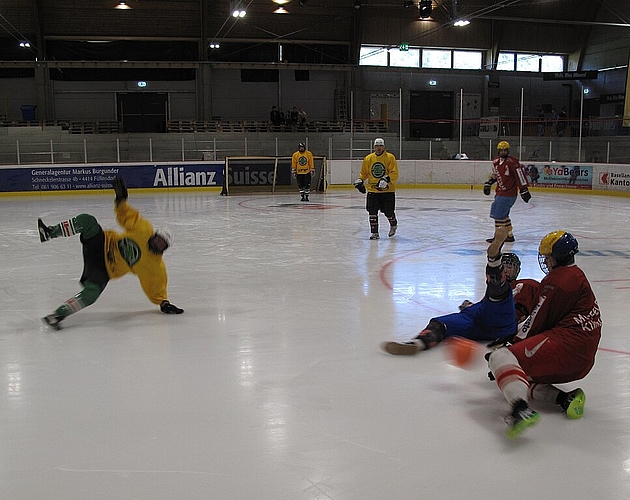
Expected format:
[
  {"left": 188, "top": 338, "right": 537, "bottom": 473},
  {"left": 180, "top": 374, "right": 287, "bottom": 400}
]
[
  {"left": 381, "top": 228, "right": 537, "bottom": 355},
  {"left": 38, "top": 176, "right": 184, "bottom": 330}
]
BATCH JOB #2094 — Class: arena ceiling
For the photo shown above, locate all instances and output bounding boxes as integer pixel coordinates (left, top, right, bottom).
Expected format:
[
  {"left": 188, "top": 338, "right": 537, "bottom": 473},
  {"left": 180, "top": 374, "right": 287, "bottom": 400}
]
[{"left": 0, "top": 0, "right": 628, "bottom": 65}]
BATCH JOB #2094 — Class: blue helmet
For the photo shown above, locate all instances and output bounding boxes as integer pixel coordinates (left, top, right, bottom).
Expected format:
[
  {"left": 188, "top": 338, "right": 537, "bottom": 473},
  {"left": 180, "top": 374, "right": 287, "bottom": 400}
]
[{"left": 538, "top": 230, "right": 579, "bottom": 274}]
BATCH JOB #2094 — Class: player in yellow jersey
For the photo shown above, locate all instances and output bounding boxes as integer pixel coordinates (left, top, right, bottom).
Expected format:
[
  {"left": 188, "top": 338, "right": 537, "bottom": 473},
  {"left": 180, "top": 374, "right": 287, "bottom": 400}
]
[
  {"left": 291, "top": 142, "right": 315, "bottom": 201},
  {"left": 38, "top": 176, "right": 184, "bottom": 330},
  {"left": 354, "top": 137, "right": 399, "bottom": 239}
]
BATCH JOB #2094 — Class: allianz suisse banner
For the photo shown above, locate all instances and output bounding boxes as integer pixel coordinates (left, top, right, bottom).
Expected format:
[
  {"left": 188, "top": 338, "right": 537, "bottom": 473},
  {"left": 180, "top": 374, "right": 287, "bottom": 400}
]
[{"left": 0, "top": 162, "right": 225, "bottom": 193}]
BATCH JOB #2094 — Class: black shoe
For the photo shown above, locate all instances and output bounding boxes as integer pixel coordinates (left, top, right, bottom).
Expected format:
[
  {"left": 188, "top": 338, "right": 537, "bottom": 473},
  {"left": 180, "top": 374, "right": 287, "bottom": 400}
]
[{"left": 38, "top": 218, "right": 51, "bottom": 242}]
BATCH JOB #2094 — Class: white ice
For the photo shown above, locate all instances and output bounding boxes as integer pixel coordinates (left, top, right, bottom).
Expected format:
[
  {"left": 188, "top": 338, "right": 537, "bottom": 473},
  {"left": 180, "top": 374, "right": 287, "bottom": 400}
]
[{"left": 1, "top": 188, "right": 629, "bottom": 500}]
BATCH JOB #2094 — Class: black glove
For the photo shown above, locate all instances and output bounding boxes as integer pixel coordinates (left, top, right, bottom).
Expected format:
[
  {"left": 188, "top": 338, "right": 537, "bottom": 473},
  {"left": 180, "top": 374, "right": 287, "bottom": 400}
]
[
  {"left": 160, "top": 301, "right": 184, "bottom": 314},
  {"left": 353, "top": 178, "right": 366, "bottom": 194},
  {"left": 483, "top": 177, "right": 496, "bottom": 196},
  {"left": 112, "top": 176, "right": 128, "bottom": 205},
  {"left": 486, "top": 333, "right": 515, "bottom": 350},
  {"left": 520, "top": 188, "right": 531, "bottom": 203}
]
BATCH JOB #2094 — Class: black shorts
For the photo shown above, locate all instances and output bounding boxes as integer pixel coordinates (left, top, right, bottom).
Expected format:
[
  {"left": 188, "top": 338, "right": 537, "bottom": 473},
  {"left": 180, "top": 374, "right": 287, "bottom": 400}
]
[
  {"left": 80, "top": 226, "right": 109, "bottom": 290},
  {"left": 366, "top": 192, "right": 395, "bottom": 217}
]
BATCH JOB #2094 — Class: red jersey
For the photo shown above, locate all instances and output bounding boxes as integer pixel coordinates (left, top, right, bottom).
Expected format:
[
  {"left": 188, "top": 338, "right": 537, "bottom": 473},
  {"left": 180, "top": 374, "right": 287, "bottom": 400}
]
[
  {"left": 491, "top": 156, "right": 528, "bottom": 197},
  {"left": 513, "top": 264, "right": 601, "bottom": 382},
  {"left": 511, "top": 278, "right": 539, "bottom": 323}
]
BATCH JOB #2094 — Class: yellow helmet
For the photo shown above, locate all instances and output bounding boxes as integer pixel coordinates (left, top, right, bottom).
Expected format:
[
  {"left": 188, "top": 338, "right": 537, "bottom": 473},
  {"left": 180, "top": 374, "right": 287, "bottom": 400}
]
[
  {"left": 538, "top": 230, "right": 566, "bottom": 256},
  {"left": 497, "top": 141, "right": 510, "bottom": 150},
  {"left": 538, "top": 230, "right": 579, "bottom": 273}
]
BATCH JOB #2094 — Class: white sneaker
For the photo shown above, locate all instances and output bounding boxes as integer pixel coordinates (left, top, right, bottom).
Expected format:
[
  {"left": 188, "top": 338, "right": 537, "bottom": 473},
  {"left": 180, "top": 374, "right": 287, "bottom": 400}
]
[{"left": 370, "top": 233, "right": 380, "bottom": 240}]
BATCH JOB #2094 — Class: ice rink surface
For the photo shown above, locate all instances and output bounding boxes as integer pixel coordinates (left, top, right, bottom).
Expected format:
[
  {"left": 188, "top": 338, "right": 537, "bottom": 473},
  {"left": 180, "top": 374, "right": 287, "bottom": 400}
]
[{"left": 1, "top": 187, "right": 629, "bottom": 500}]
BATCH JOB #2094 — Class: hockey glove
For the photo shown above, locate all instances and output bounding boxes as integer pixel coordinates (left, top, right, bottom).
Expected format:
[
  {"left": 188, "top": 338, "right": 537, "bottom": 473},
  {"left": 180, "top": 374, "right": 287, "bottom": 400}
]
[
  {"left": 483, "top": 177, "right": 496, "bottom": 196},
  {"left": 377, "top": 176, "right": 390, "bottom": 190},
  {"left": 112, "top": 176, "right": 128, "bottom": 205},
  {"left": 520, "top": 187, "right": 531, "bottom": 203},
  {"left": 160, "top": 300, "right": 184, "bottom": 314},
  {"left": 353, "top": 178, "right": 366, "bottom": 194}
]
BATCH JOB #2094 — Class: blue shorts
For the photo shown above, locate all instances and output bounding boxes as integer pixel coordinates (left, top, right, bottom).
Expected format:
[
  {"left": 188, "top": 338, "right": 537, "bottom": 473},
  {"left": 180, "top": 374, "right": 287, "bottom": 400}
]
[
  {"left": 432, "top": 294, "right": 516, "bottom": 341},
  {"left": 490, "top": 195, "right": 517, "bottom": 220}
]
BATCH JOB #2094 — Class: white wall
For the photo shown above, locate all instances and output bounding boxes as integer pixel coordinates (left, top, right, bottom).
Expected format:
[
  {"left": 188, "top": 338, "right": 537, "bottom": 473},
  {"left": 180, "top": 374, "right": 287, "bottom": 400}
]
[{"left": 328, "top": 159, "right": 630, "bottom": 195}]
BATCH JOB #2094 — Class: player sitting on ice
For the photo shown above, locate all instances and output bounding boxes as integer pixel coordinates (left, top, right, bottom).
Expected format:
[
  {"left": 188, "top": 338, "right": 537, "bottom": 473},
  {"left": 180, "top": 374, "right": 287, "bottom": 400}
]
[
  {"left": 486, "top": 230, "right": 601, "bottom": 439},
  {"left": 38, "top": 175, "right": 184, "bottom": 330},
  {"left": 381, "top": 227, "right": 536, "bottom": 355}
]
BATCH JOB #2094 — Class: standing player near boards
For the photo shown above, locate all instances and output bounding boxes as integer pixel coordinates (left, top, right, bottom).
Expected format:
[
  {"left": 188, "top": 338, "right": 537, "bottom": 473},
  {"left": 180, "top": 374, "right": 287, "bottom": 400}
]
[
  {"left": 38, "top": 176, "right": 184, "bottom": 330},
  {"left": 354, "top": 137, "right": 399, "bottom": 240},
  {"left": 483, "top": 141, "right": 531, "bottom": 243},
  {"left": 291, "top": 142, "right": 315, "bottom": 202}
]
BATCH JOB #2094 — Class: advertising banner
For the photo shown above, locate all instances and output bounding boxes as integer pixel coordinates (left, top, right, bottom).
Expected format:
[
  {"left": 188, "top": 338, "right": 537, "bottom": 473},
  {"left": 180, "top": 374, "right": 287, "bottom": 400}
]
[
  {"left": 597, "top": 170, "right": 630, "bottom": 190},
  {"left": 225, "top": 158, "right": 292, "bottom": 187},
  {"left": 523, "top": 164, "right": 593, "bottom": 189},
  {"left": 0, "top": 162, "right": 225, "bottom": 193}
]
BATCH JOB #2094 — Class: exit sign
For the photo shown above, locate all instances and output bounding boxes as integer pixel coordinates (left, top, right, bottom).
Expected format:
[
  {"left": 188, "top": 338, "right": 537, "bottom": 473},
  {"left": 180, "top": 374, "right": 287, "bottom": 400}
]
[{"left": 398, "top": 43, "right": 409, "bottom": 51}]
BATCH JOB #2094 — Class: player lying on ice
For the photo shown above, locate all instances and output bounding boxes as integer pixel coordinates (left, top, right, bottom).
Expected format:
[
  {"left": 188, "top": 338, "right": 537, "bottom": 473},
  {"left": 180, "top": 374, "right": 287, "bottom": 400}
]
[
  {"left": 380, "top": 227, "right": 536, "bottom": 356},
  {"left": 381, "top": 228, "right": 595, "bottom": 438},
  {"left": 38, "top": 175, "right": 184, "bottom": 330}
]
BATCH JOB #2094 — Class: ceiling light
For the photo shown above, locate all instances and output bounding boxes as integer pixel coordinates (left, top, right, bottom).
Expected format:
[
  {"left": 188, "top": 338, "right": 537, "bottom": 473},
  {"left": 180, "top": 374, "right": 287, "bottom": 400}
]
[
  {"left": 274, "top": 6, "right": 288, "bottom": 13},
  {"left": 354, "top": 0, "right": 361, "bottom": 9},
  {"left": 115, "top": 1, "right": 132, "bottom": 9},
  {"left": 232, "top": 9, "right": 246, "bottom": 17},
  {"left": 272, "top": 0, "right": 290, "bottom": 4},
  {"left": 419, "top": 0, "right": 431, "bottom": 18},
  {"left": 19, "top": 41, "right": 31, "bottom": 48},
  {"left": 454, "top": 19, "right": 470, "bottom": 26}
]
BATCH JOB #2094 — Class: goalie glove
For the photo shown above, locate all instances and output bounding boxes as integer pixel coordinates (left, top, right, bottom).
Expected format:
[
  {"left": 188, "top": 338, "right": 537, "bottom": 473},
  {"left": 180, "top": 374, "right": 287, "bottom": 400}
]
[
  {"left": 520, "top": 187, "right": 531, "bottom": 203},
  {"left": 160, "top": 300, "right": 184, "bottom": 314},
  {"left": 483, "top": 177, "right": 496, "bottom": 196},
  {"left": 112, "top": 176, "right": 128, "bottom": 205},
  {"left": 353, "top": 178, "right": 366, "bottom": 194},
  {"left": 377, "top": 175, "right": 390, "bottom": 191}
]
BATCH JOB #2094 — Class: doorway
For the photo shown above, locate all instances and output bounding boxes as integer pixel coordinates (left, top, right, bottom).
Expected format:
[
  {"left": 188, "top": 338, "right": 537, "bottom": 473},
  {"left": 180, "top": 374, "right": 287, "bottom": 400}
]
[
  {"left": 117, "top": 92, "right": 168, "bottom": 133},
  {"left": 409, "top": 91, "right": 453, "bottom": 139}
]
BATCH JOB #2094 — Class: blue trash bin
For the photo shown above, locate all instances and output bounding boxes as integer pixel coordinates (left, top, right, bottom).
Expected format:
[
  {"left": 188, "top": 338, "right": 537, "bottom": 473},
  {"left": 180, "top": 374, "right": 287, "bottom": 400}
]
[{"left": 20, "top": 105, "right": 37, "bottom": 121}]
